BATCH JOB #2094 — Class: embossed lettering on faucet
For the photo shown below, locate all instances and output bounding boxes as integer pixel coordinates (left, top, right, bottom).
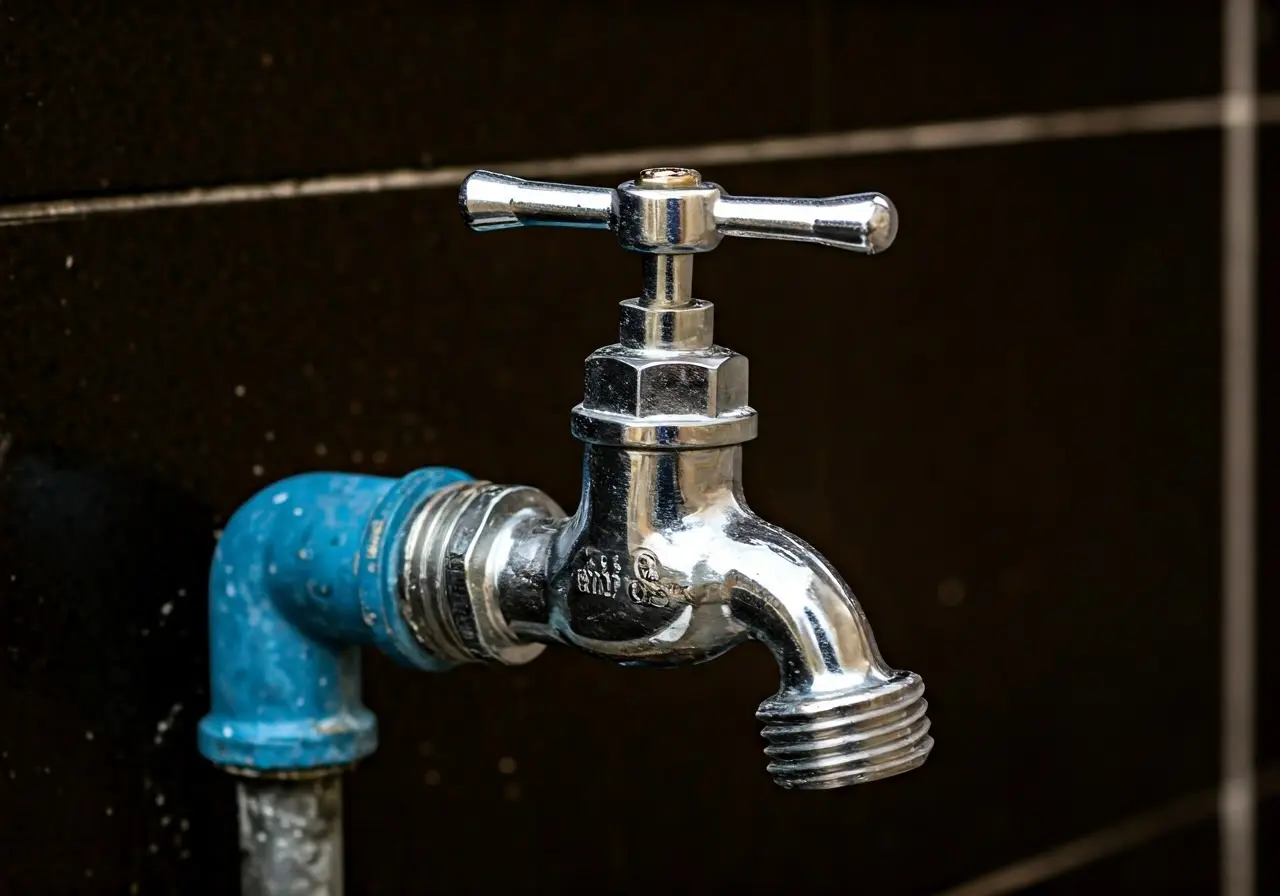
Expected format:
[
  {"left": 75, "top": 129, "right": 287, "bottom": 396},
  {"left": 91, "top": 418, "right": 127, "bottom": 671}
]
[
  {"left": 575, "top": 552, "right": 623, "bottom": 598},
  {"left": 627, "top": 548, "right": 690, "bottom": 609}
]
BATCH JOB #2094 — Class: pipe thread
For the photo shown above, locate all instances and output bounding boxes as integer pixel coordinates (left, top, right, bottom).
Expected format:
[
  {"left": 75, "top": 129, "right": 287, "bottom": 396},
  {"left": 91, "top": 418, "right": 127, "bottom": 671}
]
[{"left": 756, "top": 672, "right": 933, "bottom": 790}]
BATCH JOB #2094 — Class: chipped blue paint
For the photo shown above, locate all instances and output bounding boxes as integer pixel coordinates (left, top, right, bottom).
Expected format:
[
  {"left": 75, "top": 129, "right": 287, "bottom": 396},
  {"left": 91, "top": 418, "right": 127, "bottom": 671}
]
[{"left": 197, "top": 467, "right": 471, "bottom": 772}]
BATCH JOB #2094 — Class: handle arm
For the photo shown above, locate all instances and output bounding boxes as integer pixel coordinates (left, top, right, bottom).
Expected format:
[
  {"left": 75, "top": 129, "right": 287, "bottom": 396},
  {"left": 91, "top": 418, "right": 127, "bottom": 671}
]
[
  {"left": 459, "top": 170, "right": 613, "bottom": 232},
  {"left": 714, "top": 193, "right": 897, "bottom": 254},
  {"left": 458, "top": 167, "right": 899, "bottom": 254}
]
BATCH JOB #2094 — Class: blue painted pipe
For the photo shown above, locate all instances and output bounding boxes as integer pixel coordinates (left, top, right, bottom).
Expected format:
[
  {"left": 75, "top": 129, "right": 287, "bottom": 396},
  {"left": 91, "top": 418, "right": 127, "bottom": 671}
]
[{"left": 197, "top": 467, "right": 471, "bottom": 772}]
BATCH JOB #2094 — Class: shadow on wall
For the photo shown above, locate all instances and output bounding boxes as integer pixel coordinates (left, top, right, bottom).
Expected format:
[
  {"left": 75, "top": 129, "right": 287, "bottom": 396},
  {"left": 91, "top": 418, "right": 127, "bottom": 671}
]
[{"left": 0, "top": 442, "right": 238, "bottom": 893}]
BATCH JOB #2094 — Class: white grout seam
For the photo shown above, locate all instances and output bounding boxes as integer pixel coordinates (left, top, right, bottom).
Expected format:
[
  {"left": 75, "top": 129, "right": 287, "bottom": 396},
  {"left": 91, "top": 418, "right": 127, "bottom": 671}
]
[
  {"left": 0, "top": 93, "right": 1277, "bottom": 227},
  {"left": 1221, "top": 1, "right": 1259, "bottom": 895}
]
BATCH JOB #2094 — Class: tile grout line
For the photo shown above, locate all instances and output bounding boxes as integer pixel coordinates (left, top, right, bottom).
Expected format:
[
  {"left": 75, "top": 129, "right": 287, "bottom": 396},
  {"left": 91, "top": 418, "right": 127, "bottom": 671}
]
[
  {"left": 934, "top": 766, "right": 1280, "bottom": 896},
  {"left": 0, "top": 93, "right": 1278, "bottom": 227},
  {"left": 1222, "top": 0, "right": 1259, "bottom": 894}
]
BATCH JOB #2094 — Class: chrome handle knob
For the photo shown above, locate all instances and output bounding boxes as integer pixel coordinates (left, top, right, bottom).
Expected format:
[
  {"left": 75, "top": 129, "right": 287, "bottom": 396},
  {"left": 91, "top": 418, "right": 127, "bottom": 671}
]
[
  {"left": 713, "top": 192, "right": 897, "bottom": 254},
  {"left": 458, "top": 170, "right": 613, "bottom": 232},
  {"left": 459, "top": 167, "right": 898, "bottom": 255}
]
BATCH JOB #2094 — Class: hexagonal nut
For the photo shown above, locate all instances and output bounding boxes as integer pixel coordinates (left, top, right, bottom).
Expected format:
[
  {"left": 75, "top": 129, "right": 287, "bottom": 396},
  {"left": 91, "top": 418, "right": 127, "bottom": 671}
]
[{"left": 583, "top": 346, "right": 749, "bottom": 418}]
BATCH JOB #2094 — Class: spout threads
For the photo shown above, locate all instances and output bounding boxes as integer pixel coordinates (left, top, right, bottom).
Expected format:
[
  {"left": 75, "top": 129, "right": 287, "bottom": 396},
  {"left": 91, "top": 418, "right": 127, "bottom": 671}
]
[{"left": 756, "top": 672, "right": 933, "bottom": 790}]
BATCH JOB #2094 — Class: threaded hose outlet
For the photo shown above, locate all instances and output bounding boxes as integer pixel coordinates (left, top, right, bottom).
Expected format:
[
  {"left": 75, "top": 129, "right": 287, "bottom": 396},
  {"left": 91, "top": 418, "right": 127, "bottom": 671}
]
[{"left": 756, "top": 672, "right": 933, "bottom": 790}]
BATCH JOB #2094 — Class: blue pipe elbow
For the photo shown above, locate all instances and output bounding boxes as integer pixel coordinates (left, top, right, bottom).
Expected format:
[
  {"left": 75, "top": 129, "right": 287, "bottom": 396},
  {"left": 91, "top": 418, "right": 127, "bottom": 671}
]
[{"left": 197, "top": 467, "right": 471, "bottom": 772}]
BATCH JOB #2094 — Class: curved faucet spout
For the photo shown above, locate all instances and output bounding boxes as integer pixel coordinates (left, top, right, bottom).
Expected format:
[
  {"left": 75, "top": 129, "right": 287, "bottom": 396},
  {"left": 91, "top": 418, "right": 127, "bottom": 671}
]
[
  {"left": 398, "top": 443, "right": 933, "bottom": 791},
  {"left": 722, "top": 514, "right": 934, "bottom": 789},
  {"left": 513, "top": 443, "right": 932, "bottom": 790},
  {"left": 724, "top": 514, "right": 891, "bottom": 693}
]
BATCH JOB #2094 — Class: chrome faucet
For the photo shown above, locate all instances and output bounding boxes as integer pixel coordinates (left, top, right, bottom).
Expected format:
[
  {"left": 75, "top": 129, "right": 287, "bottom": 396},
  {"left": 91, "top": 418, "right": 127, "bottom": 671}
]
[
  {"left": 199, "top": 166, "right": 934, "bottom": 894},
  {"left": 401, "top": 167, "right": 934, "bottom": 789}
]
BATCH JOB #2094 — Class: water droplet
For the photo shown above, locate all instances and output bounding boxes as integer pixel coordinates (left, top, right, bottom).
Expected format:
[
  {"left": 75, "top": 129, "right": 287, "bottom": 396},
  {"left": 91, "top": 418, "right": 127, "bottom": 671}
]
[
  {"left": 497, "top": 756, "right": 517, "bottom": 775},
  {"left": 314, "top": 443, "right": 328, "bottom": 457},
  {"left": 424, "top": 769, "right": 441, "bottom": 786},
  {"left": 251, "top": 464, "right": 264, "bottom": 477},
  {"left": 160, "top": 602, "right": 173, "bottom": 616},
  {"left": 85, "top": 731, "right": 94, "bottom": 741},
  {"left": 65, "top": 255, "right": 74, "bottom": 269},
  {"left": 234, "top": 385, "right": 247, "bottom": 397}
]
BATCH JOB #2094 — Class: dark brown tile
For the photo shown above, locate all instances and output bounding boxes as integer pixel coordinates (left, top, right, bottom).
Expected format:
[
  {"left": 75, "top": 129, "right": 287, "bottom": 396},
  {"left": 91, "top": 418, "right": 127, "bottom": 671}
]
[
  {"left": 1261, "top": 788, "right": 1280, "bottom": 894},
  {"left": 825, "top": 4, "right": 1220, "bottom": 130},
  {"left": 2, "top": 4, "right": 1225, "bottom": 204},
  {"left": 700, "top": 135, "right": 1222, "bottom": 891},
  {"left": 0, "top": 130, "right": 1221, "bottom": 893},
  {"left": 1262, "top": 1, "right": 1279, "bottom": 94},
  {"left": 0, "top": 0, "right": 820, "bottom": 201},
  {"left": 1020, "top": 817, "right": 1219, "bottom": 895}
]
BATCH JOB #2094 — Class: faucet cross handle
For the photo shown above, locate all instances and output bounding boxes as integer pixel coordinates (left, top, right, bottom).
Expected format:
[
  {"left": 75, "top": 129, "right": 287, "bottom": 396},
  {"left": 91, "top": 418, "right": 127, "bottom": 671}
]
[{"left": 459, "top": 167, "right": 898, "bottom": 256}]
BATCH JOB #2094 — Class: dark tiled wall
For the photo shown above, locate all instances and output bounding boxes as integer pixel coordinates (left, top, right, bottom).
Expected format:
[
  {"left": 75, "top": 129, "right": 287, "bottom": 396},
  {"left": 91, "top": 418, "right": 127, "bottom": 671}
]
[
  {"left": 1, "top": 4, "right": 1223, "bottom": 200},
  {"left": 0, "top": 4, "right": 1266, "bottom": 895},
  {"left": 1264, "top": 0, "right": 1280, "bottom": 92}
]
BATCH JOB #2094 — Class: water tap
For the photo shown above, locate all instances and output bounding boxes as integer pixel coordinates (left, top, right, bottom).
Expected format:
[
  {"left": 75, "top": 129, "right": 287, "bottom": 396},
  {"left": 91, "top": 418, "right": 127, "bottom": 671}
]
[
  {"left": 400, "top": 167, "right": 933, "bottom": 789},
  {"left": 198, "top": 166, "right": 935, "bottom": 895}
]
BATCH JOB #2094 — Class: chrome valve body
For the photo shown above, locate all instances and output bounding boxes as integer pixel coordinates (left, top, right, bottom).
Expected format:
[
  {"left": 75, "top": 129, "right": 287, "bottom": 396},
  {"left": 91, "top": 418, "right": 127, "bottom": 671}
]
[{"left": 401, "top": 168, "right": 932, "bottom": 790}]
